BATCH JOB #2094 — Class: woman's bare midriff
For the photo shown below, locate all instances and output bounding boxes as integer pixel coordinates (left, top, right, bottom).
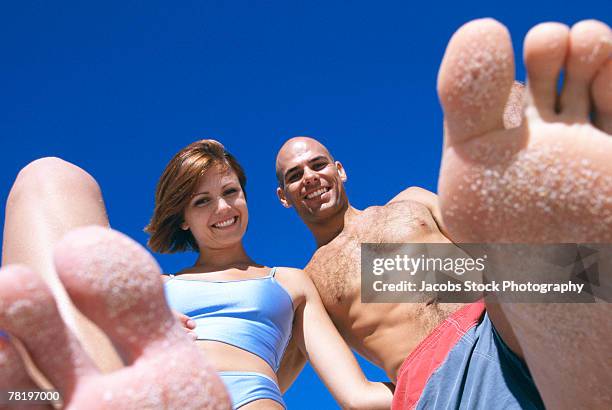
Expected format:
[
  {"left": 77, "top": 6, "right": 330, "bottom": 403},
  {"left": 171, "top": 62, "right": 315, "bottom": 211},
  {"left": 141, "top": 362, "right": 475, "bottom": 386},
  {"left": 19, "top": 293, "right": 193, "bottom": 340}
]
[{"left": 196, "top": 340, "right": 279, "bottom": 382}]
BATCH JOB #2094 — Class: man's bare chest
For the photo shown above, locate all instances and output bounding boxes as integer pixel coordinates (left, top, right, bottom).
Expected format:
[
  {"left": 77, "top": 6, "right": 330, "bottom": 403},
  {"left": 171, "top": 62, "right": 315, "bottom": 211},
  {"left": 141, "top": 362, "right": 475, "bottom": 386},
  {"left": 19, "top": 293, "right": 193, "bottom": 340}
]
[{"left": 306, "top": 201, "right": 437, "bottom": 306}]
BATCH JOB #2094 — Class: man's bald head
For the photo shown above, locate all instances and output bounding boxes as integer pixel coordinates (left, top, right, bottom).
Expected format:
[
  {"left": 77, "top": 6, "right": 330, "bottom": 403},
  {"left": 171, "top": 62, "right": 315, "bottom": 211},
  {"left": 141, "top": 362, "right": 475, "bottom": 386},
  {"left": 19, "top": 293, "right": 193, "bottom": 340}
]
[
  {"left": 275, "top": 135, "right": 348, "bottom": 225},
  {"left": 275, "top": 136, "right": 334, "bottom": 187}
]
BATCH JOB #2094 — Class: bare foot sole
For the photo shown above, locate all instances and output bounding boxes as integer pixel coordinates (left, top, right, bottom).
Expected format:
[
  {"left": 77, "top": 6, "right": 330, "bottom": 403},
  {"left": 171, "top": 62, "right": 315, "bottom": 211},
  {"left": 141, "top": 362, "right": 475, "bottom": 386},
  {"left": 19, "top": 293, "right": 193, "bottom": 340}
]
[
  {"left": 0, "top": 226, "right": 230, "bottom": 409},
  {"left": 437, "top": 18, "right": 612, "bottom": 410}
]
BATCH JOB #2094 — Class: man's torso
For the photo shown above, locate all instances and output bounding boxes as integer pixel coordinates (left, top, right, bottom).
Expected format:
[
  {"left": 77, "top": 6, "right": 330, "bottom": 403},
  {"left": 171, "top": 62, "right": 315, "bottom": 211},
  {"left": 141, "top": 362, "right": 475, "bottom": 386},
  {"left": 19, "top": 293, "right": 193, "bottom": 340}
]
[{"left": 305, "top": 197, "right": 464, "bottom": 380}]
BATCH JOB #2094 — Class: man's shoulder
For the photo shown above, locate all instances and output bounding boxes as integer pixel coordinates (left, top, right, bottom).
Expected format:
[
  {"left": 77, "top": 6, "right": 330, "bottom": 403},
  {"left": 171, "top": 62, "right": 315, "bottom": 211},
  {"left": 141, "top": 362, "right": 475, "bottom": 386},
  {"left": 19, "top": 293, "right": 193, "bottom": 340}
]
[
  {"left": 387, "top": 186, "right": 437, "bottom": 206},
  {"left": 307, "top": 240, "right": 342, "bottom": 265},
  {"left": 305, "top": 235, "right": 354, "bottom": 273}
]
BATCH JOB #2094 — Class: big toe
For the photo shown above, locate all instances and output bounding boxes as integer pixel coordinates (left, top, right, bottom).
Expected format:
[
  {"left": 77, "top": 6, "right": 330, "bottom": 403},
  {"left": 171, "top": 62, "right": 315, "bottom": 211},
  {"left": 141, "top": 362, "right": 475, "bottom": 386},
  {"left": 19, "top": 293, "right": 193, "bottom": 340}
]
[
  {"left": 438, "top": 18, "right": 516, "bottom": 144},
  {"left": 54, "top": 227, "right": 230, "bottom": 409},
  {"left": 55, "top": 226, "right": 193, "bottom": 361}
]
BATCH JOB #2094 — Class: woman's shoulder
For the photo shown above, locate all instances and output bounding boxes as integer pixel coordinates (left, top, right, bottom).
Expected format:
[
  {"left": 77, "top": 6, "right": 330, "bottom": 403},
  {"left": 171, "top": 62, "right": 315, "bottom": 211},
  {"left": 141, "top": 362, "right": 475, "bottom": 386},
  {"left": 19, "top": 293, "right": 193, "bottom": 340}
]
[
  {"left": 271, "top": 267, "right": 311, "bottom": 306},
  {"left": 160, "top": 273, "right": 175, "bottom": 283},
  {"left": 162, "top": 265, "right": 198, "bottom": 281},
  {"left": 273, "top": 266, "right": 306, "bottom": 279},
  {"left": 273, "top": 266, "right": 317, "bottom": 291}
]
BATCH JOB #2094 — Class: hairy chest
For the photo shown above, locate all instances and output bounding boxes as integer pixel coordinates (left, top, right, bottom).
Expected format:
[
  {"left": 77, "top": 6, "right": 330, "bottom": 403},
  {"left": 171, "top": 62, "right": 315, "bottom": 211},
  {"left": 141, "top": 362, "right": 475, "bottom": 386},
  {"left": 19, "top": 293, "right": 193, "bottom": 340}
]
[{"left": 306, "top": 201, "right": 437, "bottom": 307}]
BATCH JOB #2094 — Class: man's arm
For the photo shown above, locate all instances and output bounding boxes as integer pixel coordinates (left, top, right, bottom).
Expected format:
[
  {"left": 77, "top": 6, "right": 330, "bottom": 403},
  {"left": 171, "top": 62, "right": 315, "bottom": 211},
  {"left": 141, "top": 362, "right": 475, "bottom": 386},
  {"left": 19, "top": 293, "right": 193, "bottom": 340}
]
[
  {"left": 388, "top": 186, "right": 452, "bottom": 239},
  {"left": 276, "top": 335, "right": 307, "bottom": 393}
]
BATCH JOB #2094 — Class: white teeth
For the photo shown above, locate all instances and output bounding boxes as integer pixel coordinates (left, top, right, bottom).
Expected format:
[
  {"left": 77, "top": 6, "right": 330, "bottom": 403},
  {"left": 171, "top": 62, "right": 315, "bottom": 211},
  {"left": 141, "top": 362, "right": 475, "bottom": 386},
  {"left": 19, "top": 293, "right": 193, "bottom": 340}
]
[
  {"left": 306, "top": 188, "right": 328, "bottom": 199},
  {"left": 213, "top": 217, "right": 237, "bottom": 228}
]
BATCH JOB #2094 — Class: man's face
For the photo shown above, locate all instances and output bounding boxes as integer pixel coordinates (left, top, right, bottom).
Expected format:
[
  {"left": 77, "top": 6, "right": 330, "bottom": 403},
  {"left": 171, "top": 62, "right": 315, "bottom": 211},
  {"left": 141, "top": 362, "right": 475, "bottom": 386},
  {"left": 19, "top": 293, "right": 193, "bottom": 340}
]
[{"left": 276, "top": 138, "right": 347, "bottom": 223}]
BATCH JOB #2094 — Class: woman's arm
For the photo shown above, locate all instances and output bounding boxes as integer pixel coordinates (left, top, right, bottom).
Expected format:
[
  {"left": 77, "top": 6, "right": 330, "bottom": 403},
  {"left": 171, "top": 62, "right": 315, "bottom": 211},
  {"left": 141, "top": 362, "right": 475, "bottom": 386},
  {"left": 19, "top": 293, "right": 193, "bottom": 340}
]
[
  {"left": 276, "top": 336, "right": 307, "bottom": 393},
  {"left": 287, "top": 269, "right": 394, "bottom": 409}
]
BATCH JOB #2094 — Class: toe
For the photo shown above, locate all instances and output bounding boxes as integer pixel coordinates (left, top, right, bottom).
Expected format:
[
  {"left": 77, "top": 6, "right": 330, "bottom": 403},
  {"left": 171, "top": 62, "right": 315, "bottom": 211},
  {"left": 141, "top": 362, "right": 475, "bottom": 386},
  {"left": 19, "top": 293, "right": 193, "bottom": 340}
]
[
  {"left": 523, "top": 22, "right": 569, "bottom": 120},
  {"left": 502, "top": 81, "right": 526, "bottom": 129},
  {"left": 76, "top": 355, "right": 230, "bottom": 410},
  {"left": 0, "top": 334, "right": 36, "bottom": 388},
  {"left": 559, "top": 20, "right": 611, "bottom": 120},
  {"left": 0, "top": 266, "right": 96, "bottom": 397},
  {"left": 54, "top": 227, "right": 231, "bottom": 409},
  {"left": 0, "top": 336, "right": 52, "bottom": 410},
  {"left": 54, "top": 227, "right": 189, "bottom": 363},
  {"left": 593, "top": 58, "right": 612, "bottom": 134},
  {"left": 438, "top": 18, "right": 515, "bottom": 144}
]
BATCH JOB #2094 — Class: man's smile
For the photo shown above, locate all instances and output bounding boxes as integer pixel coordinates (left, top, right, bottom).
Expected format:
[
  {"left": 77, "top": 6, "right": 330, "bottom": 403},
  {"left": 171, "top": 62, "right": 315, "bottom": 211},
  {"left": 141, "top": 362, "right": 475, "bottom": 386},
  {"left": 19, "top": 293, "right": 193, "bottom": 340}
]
[{"left": 303, "top": 187, "right": 331, "bottom": 200}]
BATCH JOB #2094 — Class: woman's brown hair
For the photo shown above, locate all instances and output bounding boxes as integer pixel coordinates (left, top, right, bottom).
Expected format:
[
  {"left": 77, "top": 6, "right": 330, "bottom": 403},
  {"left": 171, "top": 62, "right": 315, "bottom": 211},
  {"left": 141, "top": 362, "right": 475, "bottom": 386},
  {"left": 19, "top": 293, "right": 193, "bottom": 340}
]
[{"left": 145, "top": 139, "right": 246, "bottom": 253}]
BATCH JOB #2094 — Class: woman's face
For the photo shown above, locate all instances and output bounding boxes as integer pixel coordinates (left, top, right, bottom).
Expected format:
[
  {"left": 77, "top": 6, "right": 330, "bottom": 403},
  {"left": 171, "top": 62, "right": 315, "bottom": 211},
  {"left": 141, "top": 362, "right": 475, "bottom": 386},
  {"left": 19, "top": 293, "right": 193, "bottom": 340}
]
[{"left": 182, "top": 165, "right": 248, "bottom": 251}]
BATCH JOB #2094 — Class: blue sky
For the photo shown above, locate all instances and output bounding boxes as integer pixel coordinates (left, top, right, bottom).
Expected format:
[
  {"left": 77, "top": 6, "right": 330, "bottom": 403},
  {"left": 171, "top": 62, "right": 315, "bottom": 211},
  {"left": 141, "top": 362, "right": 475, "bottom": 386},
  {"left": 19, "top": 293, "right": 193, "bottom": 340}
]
[{"left": 1, "top": 1, "right": 609, "bottom": 408}]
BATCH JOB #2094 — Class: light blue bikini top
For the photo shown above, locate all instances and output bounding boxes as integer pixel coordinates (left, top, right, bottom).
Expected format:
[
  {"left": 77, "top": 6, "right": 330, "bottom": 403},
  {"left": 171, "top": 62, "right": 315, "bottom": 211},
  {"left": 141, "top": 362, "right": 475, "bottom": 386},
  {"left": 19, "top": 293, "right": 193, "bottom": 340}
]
[{"left": 164, "top": 267, "right": 294, "bottom": 372}]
